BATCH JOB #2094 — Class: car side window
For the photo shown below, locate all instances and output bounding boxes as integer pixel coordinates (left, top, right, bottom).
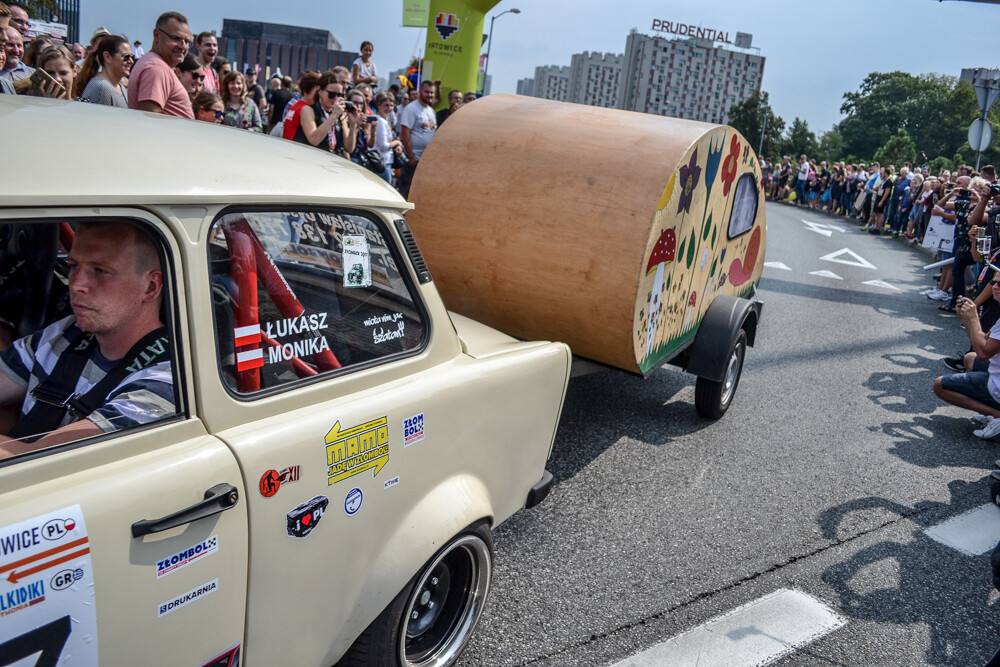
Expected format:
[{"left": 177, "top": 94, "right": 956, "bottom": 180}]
[
  {"left": 0, "top": 219, "right": 182, "bottom": 462},
  {"left": 209, "top": 210, "right": 427, "bottom": 395}
]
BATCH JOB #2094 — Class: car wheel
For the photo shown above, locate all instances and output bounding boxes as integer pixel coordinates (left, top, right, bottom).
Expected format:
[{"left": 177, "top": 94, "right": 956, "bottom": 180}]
[
  {"left": 338, "top": 524, "right": 493, "bottom": 667},
  {"left": 694, "top": 329, "right": 746, "bottom": 419}
]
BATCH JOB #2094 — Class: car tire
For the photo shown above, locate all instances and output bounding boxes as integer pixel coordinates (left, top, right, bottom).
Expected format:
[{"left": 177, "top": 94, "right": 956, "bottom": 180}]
[
  {"left": 337, "top": 523, "right": 493, "bottom": 667},
  {"left": 694, "top": 329, "right": 747, "bottom": 419}
]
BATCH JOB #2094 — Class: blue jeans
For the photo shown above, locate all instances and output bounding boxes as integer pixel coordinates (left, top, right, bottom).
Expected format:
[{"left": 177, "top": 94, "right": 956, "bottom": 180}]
[
  {"left": 941, "top": 372, "right": 1000, "bottom": 410},
  {"left": 885, "top": 197, "right": 899, "bottom": 231},
  {"left": 795, "top": 179, "right": 808, "bottom": 205}
]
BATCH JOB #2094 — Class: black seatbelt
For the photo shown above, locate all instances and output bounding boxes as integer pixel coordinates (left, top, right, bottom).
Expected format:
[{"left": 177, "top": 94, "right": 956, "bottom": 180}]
[{"left": 10, "top": 326, "right": 170, "bottom": 442}]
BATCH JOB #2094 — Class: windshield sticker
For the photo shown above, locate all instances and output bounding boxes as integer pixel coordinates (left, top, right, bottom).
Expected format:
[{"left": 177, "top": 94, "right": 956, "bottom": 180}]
[
  {"left": 157, "top": 578, "right": 218, "bottom": 618},
  {"left": 259, "top": 466, "right": 302, "bottom": 498},
  {"left": 0, "top": 505, "right": 98, "bottom": 665},
  {"left": 156, "top": 536, "right": 219, "bottom": 579},
  {"left": 384, "top": 476, "right": 401, "bottom": 490},
  {"left": 233, "top": 324, "right": 261, "bottom": 347},
  {"left": 343, "top": 235, "right": 372, "bottom": 288},
  {"left": 403, "top": 413, "right": 424, "bottom": 448},
  {"left": 326, "top": 417, "right": 390, "bottom": 485},
  {"left": 286, "top": 495, "right": 329, "bottom": 539}
]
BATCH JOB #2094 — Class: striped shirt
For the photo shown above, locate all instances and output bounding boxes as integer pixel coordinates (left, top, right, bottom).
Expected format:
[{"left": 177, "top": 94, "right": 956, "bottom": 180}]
[{"left": 0, "top": 316, "right": 175, "bottom": 435}]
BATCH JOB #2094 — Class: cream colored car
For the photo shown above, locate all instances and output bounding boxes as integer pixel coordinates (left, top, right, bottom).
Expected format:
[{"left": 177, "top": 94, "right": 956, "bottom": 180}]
[{"left": 0, "top": 97, "right": 570, "bottom": 667}]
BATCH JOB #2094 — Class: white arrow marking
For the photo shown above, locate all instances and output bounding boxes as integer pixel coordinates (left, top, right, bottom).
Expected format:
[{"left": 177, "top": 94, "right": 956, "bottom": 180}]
[
  {"left": 861, "top": 279, "right": 900, "bottom": 291},
  {"left": 819, "top": 248, "right": 877, "bottom": 269},
  {"left": 764, "top": 261, "right": 791, "bottom": 271},
  {"left": 809, "top": 270, "right": 843, "bottom": 280},
  {"left": 801, "top": 219, "right": 847, "bottom": 237}
]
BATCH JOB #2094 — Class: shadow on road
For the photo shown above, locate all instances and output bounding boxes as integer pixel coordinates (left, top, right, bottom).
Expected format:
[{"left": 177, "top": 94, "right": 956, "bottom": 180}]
[{"left": 818, "top": 481, "right": 1000, "bottom": 666}]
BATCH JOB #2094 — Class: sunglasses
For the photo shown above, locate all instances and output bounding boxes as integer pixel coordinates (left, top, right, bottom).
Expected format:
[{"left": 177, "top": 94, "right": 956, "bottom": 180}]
[
  {"left": 323, "top": 90, "right": 344, "bottom": 98},
  {"left": 189, "top": 71, "right": 204, "bottom": 80},
  {"left": 992, "top": 280, "right": 1000, "bottom": 286},
  {"left": 210, "top": 109, "right": 224, "bottom": 119}
]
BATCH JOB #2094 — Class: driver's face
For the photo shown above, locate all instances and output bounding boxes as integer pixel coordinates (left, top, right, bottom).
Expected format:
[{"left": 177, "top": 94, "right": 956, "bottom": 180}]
[{"left": 67, "top": 225, "right": 156, "bottom": 337}]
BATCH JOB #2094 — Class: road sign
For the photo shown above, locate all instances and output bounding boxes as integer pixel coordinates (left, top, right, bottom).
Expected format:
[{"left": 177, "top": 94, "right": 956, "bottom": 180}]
[{"left": 969, "top": 118, "right": 993, "bottom": 153}]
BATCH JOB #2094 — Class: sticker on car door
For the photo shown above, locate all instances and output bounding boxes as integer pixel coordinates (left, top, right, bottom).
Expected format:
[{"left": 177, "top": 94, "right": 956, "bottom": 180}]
[{"left": 0, "top": 505, "right": 98, "bottom": 665}]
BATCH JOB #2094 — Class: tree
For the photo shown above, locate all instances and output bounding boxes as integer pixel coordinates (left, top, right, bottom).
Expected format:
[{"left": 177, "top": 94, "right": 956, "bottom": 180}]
[
  {"left": 727, "top": 90, "right": 785, "bottom": 160},
  {"left": 839, "top": 71, "right": 950, "bottom": 161},
  {"left": 817, "top": 124, "right": 845, "bottom": 164},
  {"left": 782, "top": 117, "right": 818, "bottom": 160},
  {"left": 872, "top": 129, "right": 916, "bottom": 167}
]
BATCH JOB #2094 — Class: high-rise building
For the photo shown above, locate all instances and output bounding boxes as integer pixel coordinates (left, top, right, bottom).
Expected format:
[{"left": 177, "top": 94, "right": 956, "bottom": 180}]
[
  {"left": 516, "top": 78, "right": 534, "bottom": 97},
  {"left": 617, "top": 30, "right": 764, "bottom": 125},
  {"left": 569, "top": 52, "right": 622, "bottom": 107},
  {"left": 533, "top": 65, "right": 571, "bottom": 102}
]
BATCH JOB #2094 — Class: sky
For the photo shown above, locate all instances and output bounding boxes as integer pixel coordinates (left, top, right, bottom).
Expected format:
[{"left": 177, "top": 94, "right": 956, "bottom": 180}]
[{"left": 79, "top": 0, "right": 1000, "bottom": 137}]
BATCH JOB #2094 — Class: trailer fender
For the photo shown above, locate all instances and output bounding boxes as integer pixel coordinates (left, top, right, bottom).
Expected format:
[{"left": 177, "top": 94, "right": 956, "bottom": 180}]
[{"left": 684, "top": 294, "right": 762, "bottom": 382}]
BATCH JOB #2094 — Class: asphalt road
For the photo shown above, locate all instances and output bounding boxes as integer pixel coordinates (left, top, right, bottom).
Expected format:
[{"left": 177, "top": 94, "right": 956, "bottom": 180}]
[{"left": 456, "top": 201, "right": 1000, "bottom": 667}]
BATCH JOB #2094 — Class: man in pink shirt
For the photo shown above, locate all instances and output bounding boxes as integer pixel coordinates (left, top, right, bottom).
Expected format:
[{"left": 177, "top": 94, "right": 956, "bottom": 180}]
[{"left": 128, "top": 11, "right": 194, "bottom": 118}]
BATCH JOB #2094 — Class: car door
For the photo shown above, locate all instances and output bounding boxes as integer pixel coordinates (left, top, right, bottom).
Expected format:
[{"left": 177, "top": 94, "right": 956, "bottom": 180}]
[{"left": 0, "top": 210, "right": 248, "bottom": 667}]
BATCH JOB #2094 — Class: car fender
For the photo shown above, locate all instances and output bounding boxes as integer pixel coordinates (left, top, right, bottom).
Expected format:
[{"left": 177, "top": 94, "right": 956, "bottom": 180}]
[
  {"left": 332, "top": 473, "right": 495, "bottom": 658},
  {"left": 684, "top": 293, "right": 762, "bottom": 382}
]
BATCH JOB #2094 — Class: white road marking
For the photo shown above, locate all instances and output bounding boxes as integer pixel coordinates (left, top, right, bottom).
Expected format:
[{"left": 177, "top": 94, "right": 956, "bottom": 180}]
[
  {"left": 809, "top": 270, "right": 843, "bottom": 280},
  {"left": 820, "top": 248, "right": 877, "bottom": 269},
  {"left": 764, "top": 261, "right": 791, "bottom": 271},
  {"left": 861, "top": 280, "right": 900, "bottom": 291},
  {"left": 608, "top": 589, "right": 846, "bottom": 667},
  {"left": 801, "top": 219, "right": 847, "bottom": 237},
  {"left": 925, "top": 503, "right": 1000, "bottom": 556}
]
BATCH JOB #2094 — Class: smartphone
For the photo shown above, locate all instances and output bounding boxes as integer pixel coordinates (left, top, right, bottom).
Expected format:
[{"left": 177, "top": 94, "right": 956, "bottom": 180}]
[
  {"left": 29, "top": 67, "right": 64, "bottom": 93},
  {"left": 366, "top": 115, "right": 377, "bottom": 123},
  {"left": 959, "top": 188, "right": 972, "bottom": 197},
  {"left": 344, "top": 101, "right": 355, "bottom": 113}
]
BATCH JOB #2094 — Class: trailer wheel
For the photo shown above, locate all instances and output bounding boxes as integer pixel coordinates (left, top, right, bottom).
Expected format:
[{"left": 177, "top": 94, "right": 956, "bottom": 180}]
[
  {"left": 338, "top": 524, "right": 493, "bottom": 667},
  {"left": 694, "top": 329, "right": 746, "bottom": 419}
]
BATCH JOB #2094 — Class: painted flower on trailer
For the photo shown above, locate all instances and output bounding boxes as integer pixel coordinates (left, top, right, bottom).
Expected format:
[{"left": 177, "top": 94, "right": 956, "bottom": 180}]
[
  {"left": 676, "top": 149, "right": 701, "bottom": 214},
  {"left": 721, "top": 134, "right": 740, "bottom": 196},
  {"left": 704, "top": 134, "right": 725, "bottom": 190}
]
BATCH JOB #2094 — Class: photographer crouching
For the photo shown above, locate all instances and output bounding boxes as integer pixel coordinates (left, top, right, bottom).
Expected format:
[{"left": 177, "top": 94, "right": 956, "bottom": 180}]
[{"left": 934, "top": 178, "right": 1000, "bottom": 438}]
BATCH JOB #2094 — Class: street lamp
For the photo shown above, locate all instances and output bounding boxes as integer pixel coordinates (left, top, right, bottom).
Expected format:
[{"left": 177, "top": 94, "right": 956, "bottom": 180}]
[{"left": 481, "top": 8, "right": 520, "bottom": 96}]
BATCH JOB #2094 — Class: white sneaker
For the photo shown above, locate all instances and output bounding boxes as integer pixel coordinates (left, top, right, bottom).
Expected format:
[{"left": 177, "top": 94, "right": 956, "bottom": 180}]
[
  {"left": 975, "top": 417, "right": 1000, "bottom": 440},
  {"left": 972, "top": 414, "right": 993, "bottom": 427},
  {"left": 919, "top": 288, "right": 935, "bottom": 295},
  {"left": 930, "top": 290, "right": 952, "bottom": 301}
]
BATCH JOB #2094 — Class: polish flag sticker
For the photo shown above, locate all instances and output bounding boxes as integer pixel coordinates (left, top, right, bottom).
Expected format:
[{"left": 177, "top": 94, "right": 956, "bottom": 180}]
[
  {"left": 234, "top": 324, "right": 262, "bottom": 347},
  {"left": 236, "top": 348, "right": 264, "bottom": 371}
]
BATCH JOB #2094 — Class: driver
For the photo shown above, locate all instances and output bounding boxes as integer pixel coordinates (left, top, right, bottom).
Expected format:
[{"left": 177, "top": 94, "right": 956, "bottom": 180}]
[{"left": 0, "top": 221, "right": 174, "bottom": 459}]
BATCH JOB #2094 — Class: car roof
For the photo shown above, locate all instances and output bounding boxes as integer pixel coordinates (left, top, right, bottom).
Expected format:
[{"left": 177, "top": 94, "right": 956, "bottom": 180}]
[{"left": 0, "top": 96, "right": 408, "bottom": 211}]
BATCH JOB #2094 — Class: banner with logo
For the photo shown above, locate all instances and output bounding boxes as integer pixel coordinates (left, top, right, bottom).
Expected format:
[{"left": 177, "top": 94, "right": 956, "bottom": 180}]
[
  {"left": 402, "top": 0, "right": 431, "bottom": 28},
  {"left": 422, "top": 0, "right": 498, "bottom": 106}
]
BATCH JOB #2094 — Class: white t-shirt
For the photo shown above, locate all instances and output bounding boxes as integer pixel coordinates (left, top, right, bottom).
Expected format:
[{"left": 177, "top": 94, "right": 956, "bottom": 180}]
[
  {"left": 798, "top": 162, "right": 810, "bottom": 182},
  {"left": 989, "top": 326, "right": 1000, "bottom": 403},
  {"left": 399, "top": 100, "right": 437, "bottom": 161},
  {"left": 352, "top": 57, "right": 376, "bottom": 85},
  {"left": 374, "top": 115, "right": 395, "bottom": 168}
]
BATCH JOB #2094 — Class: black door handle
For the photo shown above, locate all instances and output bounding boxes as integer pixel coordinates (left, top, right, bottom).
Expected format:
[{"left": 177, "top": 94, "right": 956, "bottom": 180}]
[{"left": 131, "top": 483, "right": 239, "bottom": 538}]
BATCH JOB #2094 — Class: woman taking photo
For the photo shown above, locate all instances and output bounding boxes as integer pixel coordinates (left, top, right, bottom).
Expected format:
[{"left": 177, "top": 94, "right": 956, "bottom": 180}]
[
  {"left": 28, "top": 45, "right": 76, "bottom": 100},
  {"left": 74, "top": 34, "right": 131, "bottom": 107},
  {"left": 284, "top": 71, "right": 356, "bottom": 156},
  {"left": 220, "top": 70, "right": 263, "bottom": 132}
]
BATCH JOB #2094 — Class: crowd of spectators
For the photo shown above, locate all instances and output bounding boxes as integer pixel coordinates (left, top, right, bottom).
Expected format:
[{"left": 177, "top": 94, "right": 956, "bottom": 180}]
[{"left": 0, "top": 5, "right": 480, "bottom": 197}]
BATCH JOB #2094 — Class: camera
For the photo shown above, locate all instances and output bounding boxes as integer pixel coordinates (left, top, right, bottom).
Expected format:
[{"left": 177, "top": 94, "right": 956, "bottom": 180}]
[
  {"left": 990, "top": 183, "right": 1000, "bottom": 197},
  {"left": 344, "top": 101, "right": 355, "bottom": 113},
  {"left": 959, "top": 188, "right": 972, "bottom": 197}
]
